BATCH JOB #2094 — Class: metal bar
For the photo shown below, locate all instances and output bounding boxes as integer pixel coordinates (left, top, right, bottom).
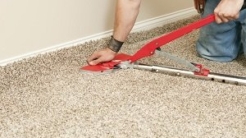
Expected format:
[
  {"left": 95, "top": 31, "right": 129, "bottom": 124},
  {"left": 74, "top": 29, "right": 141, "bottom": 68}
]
[
  {"left": 154, "top": 50, "right": 199, "bottom": 72},
  {"left": 133, "top": 64, "right": 246, "bottom": 86}
]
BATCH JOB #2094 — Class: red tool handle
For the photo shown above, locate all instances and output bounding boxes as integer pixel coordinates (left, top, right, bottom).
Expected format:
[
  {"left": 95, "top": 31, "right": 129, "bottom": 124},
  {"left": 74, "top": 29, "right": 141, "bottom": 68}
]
[{"left": 129, "top": 14, "right": 215, "bottom": 63}]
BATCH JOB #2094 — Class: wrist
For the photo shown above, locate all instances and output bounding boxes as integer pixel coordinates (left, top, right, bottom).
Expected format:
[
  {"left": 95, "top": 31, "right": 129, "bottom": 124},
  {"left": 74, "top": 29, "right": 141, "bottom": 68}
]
[
  {"left": 107, "top": 36, "right": 124, "bottom": 53},
  {"left": 106, "top": 47, "right": 117, "bottom": 54}
]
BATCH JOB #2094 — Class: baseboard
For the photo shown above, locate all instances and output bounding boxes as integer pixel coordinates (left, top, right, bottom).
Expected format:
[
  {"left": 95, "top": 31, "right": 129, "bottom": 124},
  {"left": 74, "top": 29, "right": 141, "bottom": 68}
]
[{"left": 0, "top": 7, "right": 197, "bottom": 66}]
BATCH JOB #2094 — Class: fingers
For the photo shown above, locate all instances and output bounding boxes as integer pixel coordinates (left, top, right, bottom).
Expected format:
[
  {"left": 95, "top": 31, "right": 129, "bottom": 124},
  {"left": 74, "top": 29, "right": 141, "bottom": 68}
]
[
  {"left": 88, "top": 57, "right": 105, "bottom": 65},
  {"left": 214, "top": 9, "right": 239, "bottom": 23},
  {"left": 214, "top": 12, "right": 229, "bottom": 23},
  {"left": 87, "top": 52, "right": 102, "bottom": 65},
  {"left": 86, "top": 48, "right": 116, "bottom": 65}
]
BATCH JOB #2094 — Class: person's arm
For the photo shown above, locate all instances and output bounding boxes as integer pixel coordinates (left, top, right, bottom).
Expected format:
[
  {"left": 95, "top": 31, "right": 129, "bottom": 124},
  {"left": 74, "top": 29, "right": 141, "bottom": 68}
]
[
  {"left": 113, "top": 0, "right": 141, "bottom": 42},
  {"left": 87, "top": 0, "right": 141, "bottom": 65},
  {"left": 214, "top": 0, "right": 244, "bottom": 23}
]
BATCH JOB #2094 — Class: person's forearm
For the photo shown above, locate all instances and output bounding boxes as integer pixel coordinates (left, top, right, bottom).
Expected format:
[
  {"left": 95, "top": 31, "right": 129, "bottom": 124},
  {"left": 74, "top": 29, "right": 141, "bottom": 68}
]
[{"left": 113, "top": 0, "right": 141, "bottom": 42}]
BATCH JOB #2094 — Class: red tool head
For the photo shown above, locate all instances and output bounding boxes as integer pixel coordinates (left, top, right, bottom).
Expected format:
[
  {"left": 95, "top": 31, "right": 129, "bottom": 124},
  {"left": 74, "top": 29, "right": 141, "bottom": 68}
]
[{"left": 81, "top": 53, "right": 132, "bottom": 72}]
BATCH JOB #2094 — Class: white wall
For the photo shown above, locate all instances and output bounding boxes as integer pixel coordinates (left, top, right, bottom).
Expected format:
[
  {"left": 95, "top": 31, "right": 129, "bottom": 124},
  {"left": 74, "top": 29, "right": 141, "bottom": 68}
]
[{"left": 0, "top": 0, "right": 194, "bottom": 65}]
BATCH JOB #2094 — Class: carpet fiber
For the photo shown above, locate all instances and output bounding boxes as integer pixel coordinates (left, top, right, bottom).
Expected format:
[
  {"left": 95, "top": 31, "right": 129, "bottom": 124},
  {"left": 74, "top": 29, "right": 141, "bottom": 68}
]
[{"left": 0, "top": 16, "right": 246, "bottom": 138}]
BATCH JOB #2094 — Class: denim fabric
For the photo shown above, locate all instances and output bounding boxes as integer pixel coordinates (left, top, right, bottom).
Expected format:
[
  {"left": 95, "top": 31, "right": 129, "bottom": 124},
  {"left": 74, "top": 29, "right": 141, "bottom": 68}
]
[{"left": 196, "top": 0, "right": 246, "bottom": 62}]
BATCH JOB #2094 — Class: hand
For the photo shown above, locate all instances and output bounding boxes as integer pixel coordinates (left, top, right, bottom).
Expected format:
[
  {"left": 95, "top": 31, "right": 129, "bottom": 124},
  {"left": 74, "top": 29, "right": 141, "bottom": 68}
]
[
  {"left": 87, "top": 48, "right": 117, "bottom": 65},
  {"left": 214, "top": 0, "right": 244, "bottom": 23}
]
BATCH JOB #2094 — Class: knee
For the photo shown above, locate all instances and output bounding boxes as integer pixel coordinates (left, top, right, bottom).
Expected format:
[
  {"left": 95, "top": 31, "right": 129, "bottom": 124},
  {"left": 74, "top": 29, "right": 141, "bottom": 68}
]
[{"left": 196, "top": 41, "right": 238, "bottom": 62}]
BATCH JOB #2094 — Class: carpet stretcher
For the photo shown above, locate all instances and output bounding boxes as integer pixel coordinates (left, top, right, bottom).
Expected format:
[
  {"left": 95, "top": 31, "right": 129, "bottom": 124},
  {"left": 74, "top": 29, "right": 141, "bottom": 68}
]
[{"left": 81, "top": 14, "right": 246, "bottom": 86}]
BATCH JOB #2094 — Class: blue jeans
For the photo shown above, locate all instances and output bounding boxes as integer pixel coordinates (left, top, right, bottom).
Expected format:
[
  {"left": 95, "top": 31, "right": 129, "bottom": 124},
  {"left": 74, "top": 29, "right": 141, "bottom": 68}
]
[{"left": 196, "top": 0, "right": 246, "bottom": 62}]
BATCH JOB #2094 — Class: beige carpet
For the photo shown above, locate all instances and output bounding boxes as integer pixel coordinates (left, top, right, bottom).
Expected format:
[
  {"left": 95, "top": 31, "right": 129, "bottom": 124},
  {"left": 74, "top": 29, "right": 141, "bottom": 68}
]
[{"left": 0, "top": 15, "right": 246, "bottom": 138}]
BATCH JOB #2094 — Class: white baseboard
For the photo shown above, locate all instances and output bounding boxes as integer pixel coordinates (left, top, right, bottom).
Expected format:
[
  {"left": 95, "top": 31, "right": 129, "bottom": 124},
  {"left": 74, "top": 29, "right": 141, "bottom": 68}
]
[{"left": 0, "top": 7, "right": 197, "bottom": 66}]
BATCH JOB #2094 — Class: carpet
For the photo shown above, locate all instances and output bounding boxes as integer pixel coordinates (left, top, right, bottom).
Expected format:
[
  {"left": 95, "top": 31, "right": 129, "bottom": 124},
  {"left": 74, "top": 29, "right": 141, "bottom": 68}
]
[{"left": 0, "top": 15, "right": 246, "bottom": 138}]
